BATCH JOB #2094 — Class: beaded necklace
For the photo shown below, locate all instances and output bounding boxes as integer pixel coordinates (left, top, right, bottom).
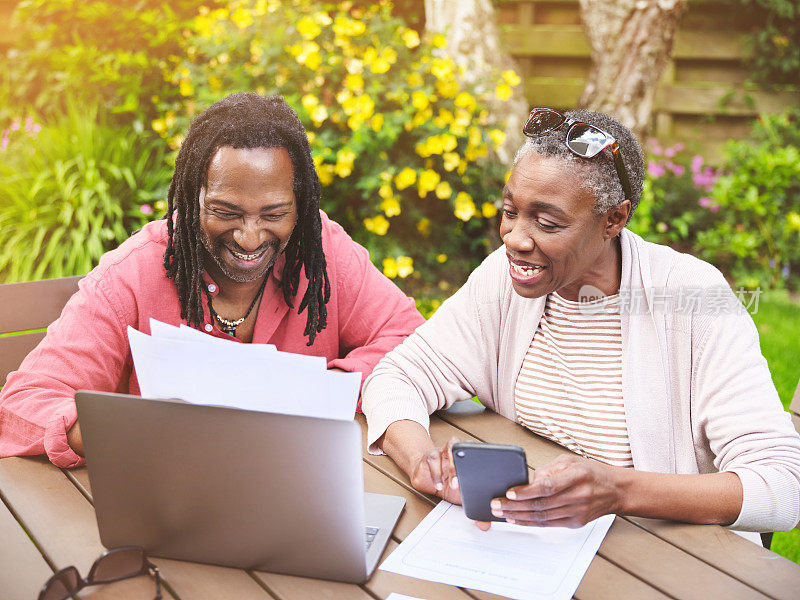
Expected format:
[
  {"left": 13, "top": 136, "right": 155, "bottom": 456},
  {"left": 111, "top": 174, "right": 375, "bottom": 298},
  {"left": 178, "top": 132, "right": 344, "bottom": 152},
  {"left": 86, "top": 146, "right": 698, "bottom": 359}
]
[{"left": 206, "top": 272, "right": 270, "bottom": 337}]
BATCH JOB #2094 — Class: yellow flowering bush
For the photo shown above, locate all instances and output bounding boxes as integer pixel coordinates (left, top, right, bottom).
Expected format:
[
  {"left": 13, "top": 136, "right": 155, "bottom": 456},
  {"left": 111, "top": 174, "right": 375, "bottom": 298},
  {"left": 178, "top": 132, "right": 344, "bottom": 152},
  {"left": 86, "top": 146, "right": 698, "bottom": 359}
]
[{"left": 157, "top": 0, "right": 519, "bottom": 289}]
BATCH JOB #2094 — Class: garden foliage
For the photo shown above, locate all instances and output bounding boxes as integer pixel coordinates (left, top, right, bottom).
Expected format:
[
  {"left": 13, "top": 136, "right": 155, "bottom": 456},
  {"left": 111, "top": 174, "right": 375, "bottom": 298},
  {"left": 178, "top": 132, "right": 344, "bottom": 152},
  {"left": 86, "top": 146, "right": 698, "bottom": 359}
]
[
  {"left": 0, "top": 104, "right": 171, "bottom": 281},
  {"left": 740, "top": 0, "right": 800, "bottom": 88},
  {"left": 153, "top": 0, "right": 516, "bottom": 293}
]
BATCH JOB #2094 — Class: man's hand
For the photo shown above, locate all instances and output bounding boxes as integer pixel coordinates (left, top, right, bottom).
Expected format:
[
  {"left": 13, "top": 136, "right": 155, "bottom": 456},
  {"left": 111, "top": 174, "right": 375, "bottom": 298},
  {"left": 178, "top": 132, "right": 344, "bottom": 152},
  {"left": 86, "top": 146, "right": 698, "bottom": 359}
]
[
  {"left": 67, "top": 421, "right": 84, "bottom": 457},
  {"left": 489, "top": 454, "right": 621, "bottom": 527},
  {"left": 407, "top": 436, "right": 462, "bottom": 504}
]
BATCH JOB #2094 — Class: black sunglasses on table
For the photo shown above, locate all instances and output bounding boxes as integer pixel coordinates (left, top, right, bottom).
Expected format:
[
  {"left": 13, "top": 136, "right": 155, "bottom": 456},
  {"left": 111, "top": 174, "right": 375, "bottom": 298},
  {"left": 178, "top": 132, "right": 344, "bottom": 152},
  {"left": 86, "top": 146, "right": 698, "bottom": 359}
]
[
  {"left": 522, "top": 107, "right": 634, "bottom": 205},
  {"left": 38, "top": 546, "right": 161, "bottom": 600}
]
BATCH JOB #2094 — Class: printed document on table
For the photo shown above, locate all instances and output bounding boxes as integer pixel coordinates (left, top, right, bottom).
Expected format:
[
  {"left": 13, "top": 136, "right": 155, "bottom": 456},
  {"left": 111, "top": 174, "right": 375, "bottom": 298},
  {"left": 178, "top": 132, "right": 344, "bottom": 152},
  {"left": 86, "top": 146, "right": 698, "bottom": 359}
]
[{"left": 380, "top": 501, "right": 614, "bottom": 600}]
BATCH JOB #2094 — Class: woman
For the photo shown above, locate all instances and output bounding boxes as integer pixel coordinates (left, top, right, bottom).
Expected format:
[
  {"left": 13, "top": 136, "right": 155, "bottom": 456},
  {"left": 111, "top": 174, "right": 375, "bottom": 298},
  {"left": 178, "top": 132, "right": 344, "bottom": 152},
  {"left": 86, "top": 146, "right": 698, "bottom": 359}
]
[{"left": 361, "top": 108, "right": 800, "bottom": 543}]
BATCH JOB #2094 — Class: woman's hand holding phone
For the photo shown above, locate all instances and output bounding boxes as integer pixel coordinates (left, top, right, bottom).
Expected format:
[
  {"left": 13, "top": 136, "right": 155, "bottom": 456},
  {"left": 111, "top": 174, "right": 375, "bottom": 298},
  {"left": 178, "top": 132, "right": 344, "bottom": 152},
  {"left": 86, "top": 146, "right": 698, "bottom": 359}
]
[
  {"left": 409, "top": 436, "right": 463, "bottom": 505},
  {"left": 489, "top": 453, "right": 622, "bottom": 528}
]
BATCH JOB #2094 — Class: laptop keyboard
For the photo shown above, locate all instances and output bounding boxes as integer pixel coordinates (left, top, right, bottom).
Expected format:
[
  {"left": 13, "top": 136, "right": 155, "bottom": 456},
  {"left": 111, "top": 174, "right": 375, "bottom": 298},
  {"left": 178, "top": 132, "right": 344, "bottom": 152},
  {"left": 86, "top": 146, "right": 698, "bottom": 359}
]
[{"left": 365, "top": 526, "right": 379, "bottom": 549}]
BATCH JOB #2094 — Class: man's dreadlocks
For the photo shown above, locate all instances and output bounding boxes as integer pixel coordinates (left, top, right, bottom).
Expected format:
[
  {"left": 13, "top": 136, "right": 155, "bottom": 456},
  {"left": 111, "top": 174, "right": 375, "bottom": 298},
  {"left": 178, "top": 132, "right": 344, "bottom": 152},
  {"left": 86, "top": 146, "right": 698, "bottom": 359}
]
[{"left": 162, "top": 93, "right": 330, "bottom": 345}]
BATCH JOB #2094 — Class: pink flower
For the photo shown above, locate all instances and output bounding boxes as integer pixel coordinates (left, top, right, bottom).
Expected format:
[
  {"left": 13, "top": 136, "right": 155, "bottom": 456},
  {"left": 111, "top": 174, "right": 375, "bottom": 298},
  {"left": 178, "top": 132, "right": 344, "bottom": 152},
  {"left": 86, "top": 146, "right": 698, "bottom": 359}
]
[
  {"left": 24, "top": 116, "right": 41, "bottom": 136},
  {"left": 698, "top": 197, "right": 711, "bottom": 208},
  {"left": 140, "top": 204, "right": 154, "bottom": 215},
  {"left": 710, "top": 204, "right": 720, "bottom": 213},
  {"left": 690, "top": 155, "right": 704, "bottom": 174},
  {"left": 670, "top": 164, "right": 685, "bottom": 176},
  {"left": 9, "top": 118, "right": 20, "bottom": 132},
  {"left": 647, "top": 162, "right": 666, "bottom": 178},
  {"left": 0, "top": 129, "right": 8, "bottom": 152}
]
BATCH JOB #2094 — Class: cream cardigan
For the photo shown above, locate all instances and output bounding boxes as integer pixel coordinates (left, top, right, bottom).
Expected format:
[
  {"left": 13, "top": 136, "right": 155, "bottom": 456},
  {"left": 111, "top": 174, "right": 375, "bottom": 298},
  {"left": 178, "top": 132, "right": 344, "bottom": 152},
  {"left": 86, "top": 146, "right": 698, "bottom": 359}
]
[{"left": 362, "top": 229, "right": 800, "bottom": 534}]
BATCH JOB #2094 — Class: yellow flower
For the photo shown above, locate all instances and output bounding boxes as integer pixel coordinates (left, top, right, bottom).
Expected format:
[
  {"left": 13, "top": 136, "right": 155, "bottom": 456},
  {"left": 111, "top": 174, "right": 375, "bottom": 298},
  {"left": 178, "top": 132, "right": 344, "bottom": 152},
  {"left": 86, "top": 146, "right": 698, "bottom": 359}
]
[
  {"left": 431, "top": 58, "right": 454, "bottom": 79},
  {"left": 495, "top": 81, "right": 513, "bottom": 101},
  {"left": 436, "top": 77, "right": 458, "bottom": 98},
  {"left": 306, "top": 131, "right": 316, "bottom": 144},
  {"left": 250, "top": 40, "right": 264, "bottom": 62},
  {"left": 468, "top": 126, "right": 482, "bottom": 147},
  {"left": 335, "top": 148, "right": 356, "bottom": 177},
  {"left": 434, "top": 109, "right": 453, "bottom": 128},
  {"left": 394, "top": 167, "right": 417, "bottom": 190},
  {"left": 297, "top": 16, "right": 321, "bottom": 40},
  {"left": 317, "top": 164, "right": 335, "bottom": 185},
  {"left": 788, "top": 212, "right": 800, "bottom": 231},
  {"left": 333, "top": 15, "right": 366, "bottom": 37},
  {"left": 442, "top": 152, "right": 459, "bottom": 172},
  {"left": 370, "top": 113, "right": 384, "bottom": 132},
  {"left": 432, "top": 33, "right": 447, "bottom": 48},
  {"left": 488, "top": 128, "right": 506, "bottom": 148},
  {"left": 502, "top": 69, "right": 521, "bottom": 87},
  {"left": 396, "top": 256, "right": 414, "bottom": 278},
  {"left": 208, "top": 76, "right": 222, "bottom": 91},
  {"left": 310, "top": 104, "right": 328, "bottom": 127},
  {"left": 155, "top": 200, "right": 167, "bottom": 211},
  {"left": 454, "top": 191, "right": 476, "bottom": 221},
  {"left": 378, "top": 184, "right": 393, "bottom": 199},
  {"left": 417, "top": 218, "right": 431, "bottom": 235},
  {"left": 406, "top": 72, "right": 423, "bottom": 87},
  {"left": 382, "top": 257, "right": 398, "bottom": 278},
  {"left": 379, "top": 170, "right": 392, "bottom": 182},
  {"left": 301, "top": 94, "right": 319, "bottom": 110},
  {"left": 314, "top": 11, "right": 333, "bottom": 26},
  {"left": 151, "top": 118, "right": 166, "bottom": 134},
  {"left": 380, "top": 197, "right": 401, "bottom": 217},
  {"left": 370, "top": 57, "right": 391, "bottom": 74},
  {"left": 436, "top": 253, "right": 448, "bottom": 263},
  {"left": 217, "top": 53, "right": 230, "bottom": 65},
  {"left": 481, "top": 202, "right": 498, "bottom": 218},
  {"left": 401, "top": 28, "right": 420, "bottom": 48},
  {"left": 435, "top": 181, "right": 453, "bottom": 199},
  {"left": 411, "top": 90, "right": 429, "bottom": 111},
  {"left": 230, "top": 8, "right": 253, "bottom": 29},
  {"left": 344, "top": 73, "right": 364, "bottom": 91},
  {"left": 417, "top": 169, "right": 440, "bottom": 197},
  {"left": 365, "top": 215, "right": 390, "bottom": 236},
  {"left": 454, "top": 92, "right": 476, "bottom": 111},
  {"left": 179, "top": 79, "right": 194, "bottom": 97}
]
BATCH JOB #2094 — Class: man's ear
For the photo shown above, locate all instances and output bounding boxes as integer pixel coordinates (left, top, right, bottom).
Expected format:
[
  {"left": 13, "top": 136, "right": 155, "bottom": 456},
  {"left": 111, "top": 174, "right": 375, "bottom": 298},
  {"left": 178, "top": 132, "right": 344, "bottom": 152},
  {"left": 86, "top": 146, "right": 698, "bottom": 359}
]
[{"left": 604, "top": 200, "right": 631, "bottom": 239}]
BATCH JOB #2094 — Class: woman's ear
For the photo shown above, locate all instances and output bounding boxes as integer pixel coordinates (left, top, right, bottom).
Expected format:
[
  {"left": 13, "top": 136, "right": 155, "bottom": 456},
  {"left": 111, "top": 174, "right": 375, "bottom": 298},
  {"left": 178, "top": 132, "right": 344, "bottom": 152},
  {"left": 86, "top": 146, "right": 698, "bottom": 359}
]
[{"left": 604, "top": 200, "right": 631, "bottom": 239}]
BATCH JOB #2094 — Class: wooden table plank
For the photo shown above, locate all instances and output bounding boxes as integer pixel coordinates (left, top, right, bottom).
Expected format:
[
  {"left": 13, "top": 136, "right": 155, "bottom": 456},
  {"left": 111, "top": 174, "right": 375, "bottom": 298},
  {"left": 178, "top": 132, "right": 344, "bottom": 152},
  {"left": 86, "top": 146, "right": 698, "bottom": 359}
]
[
  {"left": 357, "top": 416, "right": 676, "bottom": 600},
  {"left": 0, "top": 492, "right": 55, "bottom": 600},
  {"left": 441, "top": 409, "right": 800, "bottom": 599},
  {"left": 0, "top": 457, "right": 175, "bottom": 600}
]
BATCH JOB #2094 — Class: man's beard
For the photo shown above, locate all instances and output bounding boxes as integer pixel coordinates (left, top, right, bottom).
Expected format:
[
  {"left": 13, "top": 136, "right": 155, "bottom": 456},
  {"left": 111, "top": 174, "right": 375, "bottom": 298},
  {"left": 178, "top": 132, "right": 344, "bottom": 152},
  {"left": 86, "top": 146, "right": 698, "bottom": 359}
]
[{"left": 199, "top": 231, "right": 287, "bottom": 284}]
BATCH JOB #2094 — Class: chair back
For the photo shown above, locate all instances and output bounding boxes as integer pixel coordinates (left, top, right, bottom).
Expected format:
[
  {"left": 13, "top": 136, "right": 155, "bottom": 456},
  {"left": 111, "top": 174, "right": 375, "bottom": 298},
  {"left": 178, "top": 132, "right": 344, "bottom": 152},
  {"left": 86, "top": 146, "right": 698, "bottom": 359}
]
[{"left": 0, "top": 276, "right": 83, "bottom": 386}]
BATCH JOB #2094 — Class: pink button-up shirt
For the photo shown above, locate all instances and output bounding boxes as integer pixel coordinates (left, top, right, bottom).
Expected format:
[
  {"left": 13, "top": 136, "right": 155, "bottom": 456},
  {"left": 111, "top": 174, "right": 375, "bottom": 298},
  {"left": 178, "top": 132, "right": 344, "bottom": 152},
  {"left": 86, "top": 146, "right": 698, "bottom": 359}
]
[{"left": 0, "top": 212, "right": 425, "bottom": 468}]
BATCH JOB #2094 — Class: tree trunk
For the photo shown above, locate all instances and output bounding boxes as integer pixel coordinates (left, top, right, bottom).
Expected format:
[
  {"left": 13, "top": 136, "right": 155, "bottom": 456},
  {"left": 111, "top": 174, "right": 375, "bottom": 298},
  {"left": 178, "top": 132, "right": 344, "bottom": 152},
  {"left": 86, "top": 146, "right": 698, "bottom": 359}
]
[
  {"left": 578, "top": 0, "right": 686, "bottom": 140},
  {"left": 424, "top": 0, "right": 529, "bottom": 165}
]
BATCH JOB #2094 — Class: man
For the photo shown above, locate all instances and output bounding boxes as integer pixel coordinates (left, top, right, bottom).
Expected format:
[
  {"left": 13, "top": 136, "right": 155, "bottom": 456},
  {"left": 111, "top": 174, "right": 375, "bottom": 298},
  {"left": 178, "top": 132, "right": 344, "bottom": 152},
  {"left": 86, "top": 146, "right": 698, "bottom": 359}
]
[{"left": 0, "top": 93, "right": 425, "bottom": 468}]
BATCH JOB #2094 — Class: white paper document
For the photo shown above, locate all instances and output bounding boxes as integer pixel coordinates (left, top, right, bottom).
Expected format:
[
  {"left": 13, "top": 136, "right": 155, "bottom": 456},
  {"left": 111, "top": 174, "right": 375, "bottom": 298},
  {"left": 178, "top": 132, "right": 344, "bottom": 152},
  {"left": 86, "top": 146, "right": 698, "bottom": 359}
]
[
  {"left": 127, "top": 320, "right": 360, "bottom": 420},
  {"left": 380, "top": 501, "right": 614, "bottom": 600}
]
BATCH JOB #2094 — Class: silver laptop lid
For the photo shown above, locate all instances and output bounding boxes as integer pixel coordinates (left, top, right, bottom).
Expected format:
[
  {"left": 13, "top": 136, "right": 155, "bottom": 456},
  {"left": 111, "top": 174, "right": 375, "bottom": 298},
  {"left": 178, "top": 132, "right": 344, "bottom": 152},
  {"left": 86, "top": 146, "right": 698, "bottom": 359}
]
[{"left": 76, "top": 391, "right": 369, "bottom": 583}]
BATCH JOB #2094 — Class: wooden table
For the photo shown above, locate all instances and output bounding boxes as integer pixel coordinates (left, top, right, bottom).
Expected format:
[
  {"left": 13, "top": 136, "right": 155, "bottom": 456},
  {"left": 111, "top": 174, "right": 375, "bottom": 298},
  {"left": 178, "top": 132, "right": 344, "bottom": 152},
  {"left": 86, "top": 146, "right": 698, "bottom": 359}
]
[{"left": 2, "top": 407, "right": 799, "bottom": 600}]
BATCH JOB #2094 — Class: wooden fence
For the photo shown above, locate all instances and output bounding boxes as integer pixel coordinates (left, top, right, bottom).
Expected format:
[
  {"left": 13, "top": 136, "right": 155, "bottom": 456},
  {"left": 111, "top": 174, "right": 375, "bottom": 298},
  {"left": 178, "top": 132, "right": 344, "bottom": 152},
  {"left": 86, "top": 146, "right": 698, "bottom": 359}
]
[
  {"left": 495, "top": 0, "right": 799, "bottom": 159},
  {"left": 1, "top": 0, "right": 797, "bottom": 159}
]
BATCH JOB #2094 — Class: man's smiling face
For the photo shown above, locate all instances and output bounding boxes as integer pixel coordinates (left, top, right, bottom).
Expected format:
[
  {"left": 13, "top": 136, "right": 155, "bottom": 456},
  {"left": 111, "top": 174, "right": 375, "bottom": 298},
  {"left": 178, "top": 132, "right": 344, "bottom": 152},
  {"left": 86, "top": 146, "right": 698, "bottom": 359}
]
[{"left": 198, "top": 145, "right": 298, "bottom": 284}]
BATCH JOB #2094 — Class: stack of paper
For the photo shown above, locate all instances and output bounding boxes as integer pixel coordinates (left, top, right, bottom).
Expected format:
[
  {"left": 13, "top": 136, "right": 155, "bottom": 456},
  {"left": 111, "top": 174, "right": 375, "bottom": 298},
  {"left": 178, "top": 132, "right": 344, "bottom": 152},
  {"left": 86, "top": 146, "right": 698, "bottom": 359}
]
[
  {"left": 381, "top": 501, "right": 614, "bottom": 600},
  {"left": 127, "top": 319, "right": 361, "bottom": 420}
]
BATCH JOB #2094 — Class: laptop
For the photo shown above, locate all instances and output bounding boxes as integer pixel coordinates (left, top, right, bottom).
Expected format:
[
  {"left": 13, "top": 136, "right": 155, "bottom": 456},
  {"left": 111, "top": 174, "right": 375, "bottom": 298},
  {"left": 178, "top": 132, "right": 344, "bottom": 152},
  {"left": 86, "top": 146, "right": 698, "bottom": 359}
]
[{"left": 75, "top": 391, "right": 405, "bottom": 583}]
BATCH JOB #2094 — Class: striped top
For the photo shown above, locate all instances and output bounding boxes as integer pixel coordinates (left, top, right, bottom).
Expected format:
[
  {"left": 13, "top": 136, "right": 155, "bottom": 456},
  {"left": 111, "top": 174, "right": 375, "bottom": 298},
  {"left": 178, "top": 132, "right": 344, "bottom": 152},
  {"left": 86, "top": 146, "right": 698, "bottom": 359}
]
[{"left": 514, "top": 291, "right": 634, "bottom": 468}]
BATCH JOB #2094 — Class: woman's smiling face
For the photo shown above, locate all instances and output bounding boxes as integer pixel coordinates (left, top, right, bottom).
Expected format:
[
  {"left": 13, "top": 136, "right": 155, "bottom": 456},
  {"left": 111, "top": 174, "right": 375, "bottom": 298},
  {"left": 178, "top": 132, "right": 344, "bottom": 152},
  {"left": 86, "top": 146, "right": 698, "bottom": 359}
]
[{"left": 500, "top": 152, "right": 627, "bottom": 300}]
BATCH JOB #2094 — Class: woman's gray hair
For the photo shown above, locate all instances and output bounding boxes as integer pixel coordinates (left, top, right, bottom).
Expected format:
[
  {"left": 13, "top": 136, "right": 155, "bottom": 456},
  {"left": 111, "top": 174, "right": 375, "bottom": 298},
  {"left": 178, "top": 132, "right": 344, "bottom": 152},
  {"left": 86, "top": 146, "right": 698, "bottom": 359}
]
[{"left": 512, "top": 109, "right": 645, "bottom": 221}]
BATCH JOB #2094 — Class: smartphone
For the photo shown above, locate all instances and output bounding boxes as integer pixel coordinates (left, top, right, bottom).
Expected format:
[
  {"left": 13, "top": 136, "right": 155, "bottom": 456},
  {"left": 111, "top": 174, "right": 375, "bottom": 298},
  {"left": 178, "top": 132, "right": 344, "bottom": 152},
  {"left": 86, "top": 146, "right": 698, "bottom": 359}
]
[{"left": 452, "top": 442, "right": 528, "bottom": 522}]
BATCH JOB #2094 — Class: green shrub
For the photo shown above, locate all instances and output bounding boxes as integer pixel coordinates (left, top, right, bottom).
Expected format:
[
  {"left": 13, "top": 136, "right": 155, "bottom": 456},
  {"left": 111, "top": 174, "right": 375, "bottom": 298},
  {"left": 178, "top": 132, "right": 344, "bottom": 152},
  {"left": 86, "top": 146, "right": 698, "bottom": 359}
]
[
  {"left": 2, "top": 0, "right": 202, "bottom": 125},
  {"left": 0, "top": 104, "right": 172, "bottom": 282},
  {"left": 155, "top": 0, "right": 519, "bottom": 294},
  {"left": 696, "top": 110, "right": 800, "bottom": 290},
  {"left": 740, "top": 0, "right": 800, "bottom": 88}
]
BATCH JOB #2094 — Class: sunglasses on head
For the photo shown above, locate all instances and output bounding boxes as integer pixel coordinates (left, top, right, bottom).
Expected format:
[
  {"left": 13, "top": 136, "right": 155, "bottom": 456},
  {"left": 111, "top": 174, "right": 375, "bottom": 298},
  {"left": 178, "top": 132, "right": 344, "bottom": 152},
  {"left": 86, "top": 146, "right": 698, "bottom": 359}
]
[
  {"left": 522, "top": 107, "right": 634, "bottom": 205},
  {"left": 38, "top": 546, "right": 161, "bottom": 600}
]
